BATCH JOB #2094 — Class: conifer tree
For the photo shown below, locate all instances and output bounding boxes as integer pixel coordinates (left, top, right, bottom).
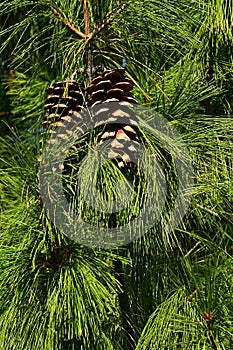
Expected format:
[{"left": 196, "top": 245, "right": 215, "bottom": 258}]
[{"left": 0, "top": 1, "right": 233, "bottom": 349}]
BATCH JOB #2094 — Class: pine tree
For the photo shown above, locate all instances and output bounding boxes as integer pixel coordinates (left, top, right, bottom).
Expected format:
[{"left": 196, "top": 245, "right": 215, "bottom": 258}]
[{"left": 0, "top": 1, "right": 233, "bottom": 349}]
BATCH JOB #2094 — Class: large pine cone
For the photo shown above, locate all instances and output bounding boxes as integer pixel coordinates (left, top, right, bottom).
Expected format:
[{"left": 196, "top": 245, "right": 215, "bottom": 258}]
[
  {"left": 41, "top": 69, "right": 140, "bottom": 168},
  {"left": 87, "top": 68, "right": 140, "bottom": 168},
  {"left": 41, "top": 80, "right": 85, "bottom": 140}
]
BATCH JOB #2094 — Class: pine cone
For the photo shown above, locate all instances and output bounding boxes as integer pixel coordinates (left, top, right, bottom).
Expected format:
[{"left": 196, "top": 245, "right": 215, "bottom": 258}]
[
  {"left": 41, "top": 69, "right": 140, "bottom": 169},
  {"left": 86, "top": 68, "right": 140, "bottom": 168},
  {"left": 42, "top": 80, "right": 84, "bottom": 131},
  {"left": 40, "top": 79, "right": 88, "bottom": 161}
]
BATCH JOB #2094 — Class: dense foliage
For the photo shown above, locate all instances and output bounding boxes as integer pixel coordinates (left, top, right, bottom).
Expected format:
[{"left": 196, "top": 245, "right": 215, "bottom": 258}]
[{"left": 0, "top": 1, "right": 232, "bottom": 349}]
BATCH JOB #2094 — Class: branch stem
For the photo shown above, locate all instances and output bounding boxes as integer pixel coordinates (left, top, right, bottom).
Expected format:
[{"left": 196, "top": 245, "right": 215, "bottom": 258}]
[
  {"left": 49, "top": 2, "right": 129, "bottom": 82},
  {"left": 49, "top": 2, "right": 130, "bottom": 41},
  {"left": 83, "top": 0, "right": 93, "bottom": 82},
  {"left": 83, "top": 0, "right": 91, "bottom": 36},
  {"left": 91, "top": 1, "right": 130, "bottom": 38},
  {"left": 49, "top": 6, "right": 88, "bottom": 39}
]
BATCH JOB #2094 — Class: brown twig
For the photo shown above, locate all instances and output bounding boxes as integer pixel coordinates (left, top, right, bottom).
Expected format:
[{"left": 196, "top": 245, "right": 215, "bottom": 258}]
[
  {"left": 196, "top": 204, "right": 221, "bottom": 219},
  {"left": 204, "top": 311, "right": 217, "bottom": 350},
  {"left": 49, "top": 1, "right": 129, "bottom": 83},
  {"left": 187, "top": 289, "right": 197, "bottom": 302},
  {"left": 49, "top": 2, "right": 130, "bottom": 41},
  {"left": 83, "top": 0, "right": 93, "bottom": 83},
  {"left": 83, "top": 0, "right": 91, "bottom": 36},
  {"left": 49, "top": 6, "right": 88, "bottom": 39},
  {"left": 91, "top": 1, "right": 130, "bottom": 38},
  {"left": 113, "top": 257, "right": 134, "bottom": 350}
]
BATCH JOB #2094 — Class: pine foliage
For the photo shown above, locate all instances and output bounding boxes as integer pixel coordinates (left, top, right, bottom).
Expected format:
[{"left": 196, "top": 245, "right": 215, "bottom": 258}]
[{"left": 0, "top": 1, "right": 232, "bottom": 349}]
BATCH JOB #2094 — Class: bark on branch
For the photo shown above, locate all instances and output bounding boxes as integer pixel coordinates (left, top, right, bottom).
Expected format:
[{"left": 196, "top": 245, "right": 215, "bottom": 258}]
[
  {"left": 49, "top": 1, "right": 130, "bottom": 40},
  {"left": 91, "top": 1, "right": 130, "bottom": 38},
  {"left": 49, "top": 6, "right": 89, "bottom": 39}
]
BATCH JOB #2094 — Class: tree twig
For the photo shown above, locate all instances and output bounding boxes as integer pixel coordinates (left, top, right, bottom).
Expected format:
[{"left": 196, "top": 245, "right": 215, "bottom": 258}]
[
  {"left": 83, "top": 0, "right": 91, "bottom": 36},
  {"left": 49, "top": 1, "right": 129, "bottom": 83},
  {"left": 83, "top": 0, "right": 93, "bottom": 83},
  {"left": 91, "top": 1, "right": 130, "bottom": 38},
  {"left": 187, "top": 289, "right": 197, "bottom": 302},
  {"left": 49, "top": 6, "right": 88, "bottom": 39},
  {"left": 49, "top": 2, "right": 130, "bottom": 41},
  {"left": 196, "top": 204, "right": 221, "bottom": 219},
  {"left": 110, "top": 214, "right": 134, "bottom": 350}
]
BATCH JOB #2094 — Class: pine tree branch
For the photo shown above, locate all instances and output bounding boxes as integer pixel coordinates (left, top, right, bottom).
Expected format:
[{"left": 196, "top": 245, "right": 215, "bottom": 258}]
[
  {"left": 83, "top": 0, "right": 93, "bottom": 83},
  {"left": 208, "top": 330, "right": 218, "bottom": 350},
  {"left": 196, "top": 204, "right": 221, "bottom": 218},
  {"left": 49, "top": 6, "right": 88, "bottom": 39},
  {"left": 113, "top": 257, "right": 134, "bottom": 350},
  {"left": 90, "top": 1, "right": 130, "bottom": 38},
  {"left": 49, "top": 2, "right": 130, "bottom": 41},
  {"left": 83, "top": 0, "right": 91, "bottom": 36},
  {"left": 110, "top": 214, "right": 134, "bottom": 350}
]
